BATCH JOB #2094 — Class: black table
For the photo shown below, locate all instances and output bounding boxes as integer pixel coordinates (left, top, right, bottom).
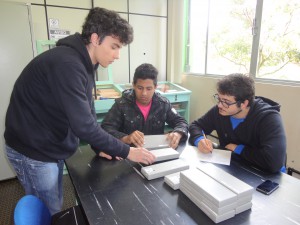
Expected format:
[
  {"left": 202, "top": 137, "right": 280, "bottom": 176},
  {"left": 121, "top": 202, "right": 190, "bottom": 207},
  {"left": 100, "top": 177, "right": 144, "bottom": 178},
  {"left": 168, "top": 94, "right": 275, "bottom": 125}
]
[{"left": 65, "top": 145, "right": 300, "bottom": 225}]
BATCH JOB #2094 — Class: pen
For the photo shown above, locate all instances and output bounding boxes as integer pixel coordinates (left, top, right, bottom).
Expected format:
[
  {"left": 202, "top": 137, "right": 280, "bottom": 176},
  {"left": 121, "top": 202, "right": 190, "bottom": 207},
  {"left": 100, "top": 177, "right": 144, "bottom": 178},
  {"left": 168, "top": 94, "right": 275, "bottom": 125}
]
[{"left": 202, "top": 130, "right": 212, "bottom": 153}]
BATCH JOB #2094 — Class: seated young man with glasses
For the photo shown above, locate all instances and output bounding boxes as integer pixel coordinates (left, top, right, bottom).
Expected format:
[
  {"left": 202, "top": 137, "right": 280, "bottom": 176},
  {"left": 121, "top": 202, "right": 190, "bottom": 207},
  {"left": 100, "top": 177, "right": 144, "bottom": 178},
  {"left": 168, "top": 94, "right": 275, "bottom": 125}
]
[{"left": 189, "top": 73, "right": 286, "bottom": 173}]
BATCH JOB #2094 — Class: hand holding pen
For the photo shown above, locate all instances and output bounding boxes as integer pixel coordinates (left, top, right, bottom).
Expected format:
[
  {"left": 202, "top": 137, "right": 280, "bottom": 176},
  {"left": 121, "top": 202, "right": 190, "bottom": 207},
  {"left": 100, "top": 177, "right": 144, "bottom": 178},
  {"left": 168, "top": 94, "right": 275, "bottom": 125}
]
[{"left": 199, "top": 130, "right": 213, "bottom": 154}]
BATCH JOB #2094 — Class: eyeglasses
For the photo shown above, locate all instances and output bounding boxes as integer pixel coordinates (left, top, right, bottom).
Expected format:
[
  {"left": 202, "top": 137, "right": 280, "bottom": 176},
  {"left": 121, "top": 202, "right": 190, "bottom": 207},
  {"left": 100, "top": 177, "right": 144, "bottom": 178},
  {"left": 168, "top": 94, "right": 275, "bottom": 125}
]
[{"left": 213, "top": 94, "right": 239, "bottom": 108}]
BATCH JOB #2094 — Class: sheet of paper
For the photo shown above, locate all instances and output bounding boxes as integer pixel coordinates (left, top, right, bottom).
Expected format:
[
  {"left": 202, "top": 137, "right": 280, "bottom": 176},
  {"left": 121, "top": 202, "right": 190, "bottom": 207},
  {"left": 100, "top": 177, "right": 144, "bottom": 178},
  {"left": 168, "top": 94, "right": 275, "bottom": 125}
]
[{"left": 180, "top": 145, "right": 231, "bottom": 166}]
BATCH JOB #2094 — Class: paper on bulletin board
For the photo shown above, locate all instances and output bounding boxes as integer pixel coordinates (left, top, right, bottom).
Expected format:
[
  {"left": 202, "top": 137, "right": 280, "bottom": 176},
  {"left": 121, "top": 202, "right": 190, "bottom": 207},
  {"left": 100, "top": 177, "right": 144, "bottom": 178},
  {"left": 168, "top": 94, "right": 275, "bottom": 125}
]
[
  {"left": 180, "top": 145, "right": 231, "bottom": 166},
  {"left": 49, "top": 29, "right": 71, "bottom": 41}
]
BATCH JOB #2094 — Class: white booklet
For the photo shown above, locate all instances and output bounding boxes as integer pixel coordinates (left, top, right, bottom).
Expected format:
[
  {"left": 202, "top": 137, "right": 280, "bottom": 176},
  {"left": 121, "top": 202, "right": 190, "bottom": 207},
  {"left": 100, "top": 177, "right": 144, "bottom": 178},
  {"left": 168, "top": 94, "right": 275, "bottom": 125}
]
[
  {"left": 180, "top": 145, "right": 232, "bottom": 166},
  {"left": 151, "top": 148, "right": 179, "bottom": 162},
  {"left": 141, "top": 159, "right": 189, "bottom": 180},
  {"left": 143, "top": 134, "right": 169, "bottom": 150}
]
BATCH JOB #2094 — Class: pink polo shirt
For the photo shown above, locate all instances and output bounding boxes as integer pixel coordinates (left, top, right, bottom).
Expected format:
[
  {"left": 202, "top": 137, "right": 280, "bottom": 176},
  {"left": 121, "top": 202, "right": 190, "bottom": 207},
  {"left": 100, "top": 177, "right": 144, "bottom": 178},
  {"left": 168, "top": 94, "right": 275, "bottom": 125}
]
[{"left": 136, "top": 100, "right": 152, "bottom": 121}]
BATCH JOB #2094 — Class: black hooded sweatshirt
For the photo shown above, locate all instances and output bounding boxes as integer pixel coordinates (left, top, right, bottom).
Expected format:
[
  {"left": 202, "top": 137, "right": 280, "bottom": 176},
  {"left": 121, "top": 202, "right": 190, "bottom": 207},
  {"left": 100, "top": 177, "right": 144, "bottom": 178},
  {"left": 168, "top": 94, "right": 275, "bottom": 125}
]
[
  {"left": 5, "top": 33, "right": 129, "bottom": 162},
  {"left": 189, "top": 96, "right": 286, "bottom": 173}
]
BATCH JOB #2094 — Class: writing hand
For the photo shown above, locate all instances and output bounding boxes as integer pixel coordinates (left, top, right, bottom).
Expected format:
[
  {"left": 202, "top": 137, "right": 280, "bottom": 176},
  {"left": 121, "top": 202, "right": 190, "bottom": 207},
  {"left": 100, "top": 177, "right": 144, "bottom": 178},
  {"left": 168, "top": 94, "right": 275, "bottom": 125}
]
[{"left": 197, "top": 139, "right": 213, "bottom": 154}]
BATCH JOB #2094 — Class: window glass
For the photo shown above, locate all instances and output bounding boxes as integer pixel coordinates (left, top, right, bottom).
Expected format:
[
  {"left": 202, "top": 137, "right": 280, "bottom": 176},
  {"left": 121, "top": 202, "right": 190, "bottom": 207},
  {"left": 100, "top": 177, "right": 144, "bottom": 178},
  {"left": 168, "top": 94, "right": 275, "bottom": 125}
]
[
  {"left": 188, "top": 0, "right": 209, "bottom": 74},
  {"left": 258, "top": 0, "right": 300, "bottom": 81},
  {"left": 187, "top": 0, "right": 300, "bottom": 82},
  {"left": 206, "top": 0, "right": 255, "bottom": 75}
]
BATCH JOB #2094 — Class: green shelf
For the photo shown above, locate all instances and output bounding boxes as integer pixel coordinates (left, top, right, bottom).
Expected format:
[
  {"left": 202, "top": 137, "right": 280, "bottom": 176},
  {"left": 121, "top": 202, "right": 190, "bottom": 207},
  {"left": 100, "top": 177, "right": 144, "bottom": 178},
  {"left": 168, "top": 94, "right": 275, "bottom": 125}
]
[{"left": 97, "top": 81, "right": 191, "bottom": 123}]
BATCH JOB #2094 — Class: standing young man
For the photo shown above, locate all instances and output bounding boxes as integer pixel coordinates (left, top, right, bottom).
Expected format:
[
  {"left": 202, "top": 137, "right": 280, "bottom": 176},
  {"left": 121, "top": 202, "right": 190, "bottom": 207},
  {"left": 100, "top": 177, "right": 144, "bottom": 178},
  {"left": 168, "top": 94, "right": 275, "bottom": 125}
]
[
  {"left": 100, "top": 63, "right": 188, "bottom": 160},
  {"left": 189, "top": 73, "right": 286, "bottom": 173},
  {"left": 4, "top": 8, "right": 155, "bottom": 215}
]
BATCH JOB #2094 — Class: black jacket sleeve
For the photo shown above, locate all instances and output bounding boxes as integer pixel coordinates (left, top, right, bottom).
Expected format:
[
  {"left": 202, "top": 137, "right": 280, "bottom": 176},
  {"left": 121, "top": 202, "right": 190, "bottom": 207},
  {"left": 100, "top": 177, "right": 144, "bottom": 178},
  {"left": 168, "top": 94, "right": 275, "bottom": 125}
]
[
  {"left": 101, "top": 100, "right": 128, "bottom": 140},
  {"left": 51, "top": 62, "right": 130, "bottom": 158},
  {"left": 188, "top": 106, "right": 217, "bottom": 145},
  {"left": 165, "top": 103, "right": 188, "bottom": 141}
]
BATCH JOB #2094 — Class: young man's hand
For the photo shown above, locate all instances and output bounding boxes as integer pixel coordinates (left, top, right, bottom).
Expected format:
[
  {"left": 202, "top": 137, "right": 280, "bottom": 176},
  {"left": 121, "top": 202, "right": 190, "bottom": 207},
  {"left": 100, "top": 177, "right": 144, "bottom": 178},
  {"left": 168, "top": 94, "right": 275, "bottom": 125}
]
[
  {"left": 225, "top": 143, "right": 237, "bottom": 152},
  {"left": 99, "top": 151, "right": 123, "bottom": 160},
  {"left": 166, "top": 132, "right": 182, "bottom": 149},
  {"left": 127, "top": 147, "right": 156, "bottom": 165},
  {"left": 121, "top": 130, "right": 144, "bottom": 147},
  {"left": 197, "top": 139, "right": 213, "bottom": 154}
]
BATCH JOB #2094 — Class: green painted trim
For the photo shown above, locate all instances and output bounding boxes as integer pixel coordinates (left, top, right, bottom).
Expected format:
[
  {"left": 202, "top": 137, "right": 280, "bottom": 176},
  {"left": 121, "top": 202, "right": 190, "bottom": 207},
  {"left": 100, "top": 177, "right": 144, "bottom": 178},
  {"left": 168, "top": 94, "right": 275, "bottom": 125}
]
[{"left": 36, "top": 40, "right": 56, "bottom": 55}]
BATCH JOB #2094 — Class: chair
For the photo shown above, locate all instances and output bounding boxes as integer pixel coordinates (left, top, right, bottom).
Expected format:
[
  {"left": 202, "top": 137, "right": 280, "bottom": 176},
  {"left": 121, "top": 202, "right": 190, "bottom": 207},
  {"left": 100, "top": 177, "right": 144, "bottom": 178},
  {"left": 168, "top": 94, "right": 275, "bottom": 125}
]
[
  {"left": 14, "top": 195, "right": 88, "bottom": 225},
  {"left": 14, "top": 195, "right": 51, "bottom": 225}
]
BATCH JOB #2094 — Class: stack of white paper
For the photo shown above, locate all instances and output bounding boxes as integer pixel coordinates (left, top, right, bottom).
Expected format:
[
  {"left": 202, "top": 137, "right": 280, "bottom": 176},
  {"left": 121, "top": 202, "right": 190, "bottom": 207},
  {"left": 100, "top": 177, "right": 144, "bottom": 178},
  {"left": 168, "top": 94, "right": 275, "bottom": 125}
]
[
  {"left": 180, "top": 168, "right": 253, "bottom": 223},
  {"left": 141, "top": 159, "right": 189, "bottom": 180},
  {"left": 151, "top": 148, "right": 180, "bottom": 162},
  {"left": 143, "top": 134, "right": 169, "bottom": 149},
  {"left": 164, "top": 172, "right": 180, "bottom": 190},
  {"left": 197, "top": 163, "right": 253, "bottom": 214}
]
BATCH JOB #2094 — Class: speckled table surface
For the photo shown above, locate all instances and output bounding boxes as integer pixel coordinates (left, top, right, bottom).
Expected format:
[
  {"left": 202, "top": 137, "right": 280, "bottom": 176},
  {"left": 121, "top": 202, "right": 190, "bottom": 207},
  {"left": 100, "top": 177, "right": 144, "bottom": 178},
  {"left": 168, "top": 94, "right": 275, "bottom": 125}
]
[{"left": 65, "top": 144, "right": 300, "bottom": 225}]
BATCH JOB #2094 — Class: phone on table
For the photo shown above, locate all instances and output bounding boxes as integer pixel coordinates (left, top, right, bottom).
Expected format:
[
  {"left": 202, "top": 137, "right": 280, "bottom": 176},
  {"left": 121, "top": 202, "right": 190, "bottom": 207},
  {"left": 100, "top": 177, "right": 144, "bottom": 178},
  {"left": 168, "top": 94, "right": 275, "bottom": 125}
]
[{"left": 256, "top": 180, "right": 279, "bottom": 195}]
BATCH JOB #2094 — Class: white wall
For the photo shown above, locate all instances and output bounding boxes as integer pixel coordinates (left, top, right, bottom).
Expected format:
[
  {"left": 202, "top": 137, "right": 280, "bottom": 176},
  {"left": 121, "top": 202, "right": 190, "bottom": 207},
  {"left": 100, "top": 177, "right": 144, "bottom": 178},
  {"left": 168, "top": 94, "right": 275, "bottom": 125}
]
[
  {"left": 11, "top": 0, "right": 168, "bottom": 84},
  {"left": 0, "top": 2, "right": 35, "bottom": 180}
]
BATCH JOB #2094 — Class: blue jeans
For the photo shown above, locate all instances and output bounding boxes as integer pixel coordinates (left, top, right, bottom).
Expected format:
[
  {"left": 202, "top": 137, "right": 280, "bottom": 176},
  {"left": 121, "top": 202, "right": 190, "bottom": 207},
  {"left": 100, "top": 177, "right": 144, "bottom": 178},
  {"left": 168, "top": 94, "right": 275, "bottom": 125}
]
[{"left": 5, "top": 145, "right": 64, "bottom": 215}]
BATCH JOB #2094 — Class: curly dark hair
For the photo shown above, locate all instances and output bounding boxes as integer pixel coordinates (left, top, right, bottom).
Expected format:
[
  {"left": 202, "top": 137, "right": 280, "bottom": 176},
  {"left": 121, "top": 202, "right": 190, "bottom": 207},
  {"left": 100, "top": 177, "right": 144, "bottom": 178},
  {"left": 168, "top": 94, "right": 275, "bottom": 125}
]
[
  {"left": 217, "top": 73, "right": 255, "bottom": 106},
  {"left": 133, "top": 63, "right": 158, "bottom": 86},
  {"left": 81, "top": 7, "right": 133, "bottom": 45}
]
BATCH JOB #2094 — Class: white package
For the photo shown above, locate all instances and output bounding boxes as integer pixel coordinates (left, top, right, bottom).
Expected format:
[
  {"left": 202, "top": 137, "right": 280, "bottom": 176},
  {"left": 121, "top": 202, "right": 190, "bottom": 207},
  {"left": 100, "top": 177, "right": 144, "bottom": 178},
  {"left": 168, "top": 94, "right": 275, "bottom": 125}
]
[
  {"left": 151, "top": 148, "right": 179, "bottom": 162},
  {"left": 164, "top": 172, "right": 180, "bottom": 190},
  {"left": 141, "top": 159, "right": 189, "bottom": 180},
  {"left": 180, "top": 169, "right": 237, "bottom": 207},
  {"left": 197, "top": 163, "right": 254, "bottom": 198}
]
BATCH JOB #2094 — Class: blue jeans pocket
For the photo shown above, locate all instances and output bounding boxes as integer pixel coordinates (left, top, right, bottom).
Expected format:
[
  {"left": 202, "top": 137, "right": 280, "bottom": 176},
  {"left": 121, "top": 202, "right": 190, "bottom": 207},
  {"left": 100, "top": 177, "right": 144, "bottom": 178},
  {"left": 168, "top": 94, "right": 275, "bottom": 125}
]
[{"left": 5, "top": 145, "right": 25, "bottom": 182}]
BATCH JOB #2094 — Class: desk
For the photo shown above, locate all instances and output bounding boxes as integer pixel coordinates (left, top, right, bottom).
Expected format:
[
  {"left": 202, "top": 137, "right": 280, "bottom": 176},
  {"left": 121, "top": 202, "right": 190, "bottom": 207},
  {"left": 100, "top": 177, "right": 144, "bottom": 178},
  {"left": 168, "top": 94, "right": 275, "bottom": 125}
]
[{"left": 65, "top": 145, "right": 300, "bottom": 225}]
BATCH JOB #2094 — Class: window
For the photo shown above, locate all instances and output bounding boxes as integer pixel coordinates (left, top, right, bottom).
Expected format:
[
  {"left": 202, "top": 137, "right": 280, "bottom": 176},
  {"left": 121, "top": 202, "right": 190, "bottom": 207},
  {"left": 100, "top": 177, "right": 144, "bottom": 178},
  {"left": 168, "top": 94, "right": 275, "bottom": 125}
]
[
  {"left": 258, "top": 1, "right": 300, "bottom": 81},
  {"left": 187, "top": 0, "right": 300, "bottom": 82}
]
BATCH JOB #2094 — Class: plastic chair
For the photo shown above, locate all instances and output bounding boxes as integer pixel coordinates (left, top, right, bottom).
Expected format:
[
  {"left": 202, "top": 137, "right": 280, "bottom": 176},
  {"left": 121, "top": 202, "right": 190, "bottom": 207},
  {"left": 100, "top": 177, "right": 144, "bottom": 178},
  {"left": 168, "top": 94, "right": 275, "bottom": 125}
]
[
  {"left": 14, "top": 195, "right": 51, "bottom": 225},
  {"left": 14, "top": 195, "right": 88, "bottom": 225}
]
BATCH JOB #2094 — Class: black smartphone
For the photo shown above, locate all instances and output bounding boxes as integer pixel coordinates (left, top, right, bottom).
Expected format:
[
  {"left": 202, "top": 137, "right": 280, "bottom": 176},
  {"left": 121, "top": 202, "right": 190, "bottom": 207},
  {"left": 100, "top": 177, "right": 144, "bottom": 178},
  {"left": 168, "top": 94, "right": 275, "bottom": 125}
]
[{"left": 256, "top": 180, "right": 279, "bottom": 195}]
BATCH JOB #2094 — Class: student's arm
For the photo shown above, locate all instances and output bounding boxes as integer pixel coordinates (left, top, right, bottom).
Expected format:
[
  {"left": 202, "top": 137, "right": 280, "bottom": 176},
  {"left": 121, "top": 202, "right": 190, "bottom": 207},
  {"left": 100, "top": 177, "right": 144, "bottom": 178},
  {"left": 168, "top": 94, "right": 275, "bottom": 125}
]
[
  {"left": 121, "top": 130, "right": 144, "bottom": 147},
  {"left": 99, "top": 145, "right": 155, "bottom": 164},
  {"left": 188, "top": 106, "right": 217, "bottom": 146},
  {"left": 165, "top": 102, "right": 188, "bottom": 141},
  {"left": 50, "top": 62, "right": 129, "bottom": 158},
  {"left": 99, "top": 130, "right": 145, "bottom": 160},
  {"left": 166, "top": 132, "right": 182, "bottom": 149},
  {"left": 99, "top": 101, "right": 129, "bottom": 159}
]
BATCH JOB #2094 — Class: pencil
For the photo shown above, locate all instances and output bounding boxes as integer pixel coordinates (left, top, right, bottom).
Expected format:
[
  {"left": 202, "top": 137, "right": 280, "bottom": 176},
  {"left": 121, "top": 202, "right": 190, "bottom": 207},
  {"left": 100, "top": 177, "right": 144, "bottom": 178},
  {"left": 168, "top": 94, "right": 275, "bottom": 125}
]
[{"left": 202, "top": 130, "right": 212, "bottom": 153}]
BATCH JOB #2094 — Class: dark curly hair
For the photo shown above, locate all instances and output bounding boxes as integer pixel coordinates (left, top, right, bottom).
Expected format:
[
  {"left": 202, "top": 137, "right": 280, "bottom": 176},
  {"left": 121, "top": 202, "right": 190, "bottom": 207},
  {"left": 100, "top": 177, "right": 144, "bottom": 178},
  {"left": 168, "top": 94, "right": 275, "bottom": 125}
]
[
  {"left": 81, "top": 7, "right": 133, "bottom": 45},
  {"left": 133, "top": 63, "right": 158, "bottom": 86},
  {"left": 217, "top": 73, "right": 255, "bottom": 106}
]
